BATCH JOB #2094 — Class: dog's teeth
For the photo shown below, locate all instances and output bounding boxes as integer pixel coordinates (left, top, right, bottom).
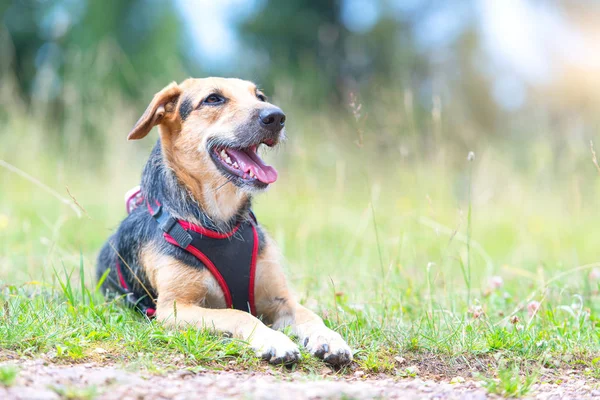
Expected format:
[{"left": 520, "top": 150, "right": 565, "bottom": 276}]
[
  {"left": 226, "top": 156, "right": 232, "bottom": 164},
  {"left": 249, "top": 170, "right": 255, "bottom": 178},
  {"left": 233, "top": 161, "right": 239, "bottom": 169},
  {"left": 220, "top": 150, "right": 227, "bottom": 159}
]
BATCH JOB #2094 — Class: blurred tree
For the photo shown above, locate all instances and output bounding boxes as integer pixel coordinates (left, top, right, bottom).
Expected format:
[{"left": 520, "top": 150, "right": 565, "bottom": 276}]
[
  {"left": 240, "top": 0, "right": 348, "bottom": 104},
  {"left": 0, "top": 0, "right": 499, "bottom": 149},
  {"left": 239, "top": 0, "right": 430, "bottom": 109},
  {"left": 0, "top": 0, "right": 189, "bottom": 105}
]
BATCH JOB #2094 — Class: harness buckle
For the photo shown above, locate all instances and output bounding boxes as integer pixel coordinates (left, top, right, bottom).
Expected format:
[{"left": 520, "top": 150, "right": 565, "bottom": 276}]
[
  {"left": 151, "top": 204, "right": 163, "bottom": 218},
  {"left": 151, "top": 205, "right": 193, "bottom": 249},
  {"left": 158, "top": 215, "right": 177, "bottom": 233},
  {"left": 167, "top": 224, "right": 193, "bottom": 248}
]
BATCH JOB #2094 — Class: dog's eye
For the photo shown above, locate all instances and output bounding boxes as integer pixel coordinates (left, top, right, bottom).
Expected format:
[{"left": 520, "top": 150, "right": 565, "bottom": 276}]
[
  {"left": 256, "top": 93, "right": 267, "bottom": 102},
  {"left": 203, "top": 94, "right": 225, "bottom": 105}
]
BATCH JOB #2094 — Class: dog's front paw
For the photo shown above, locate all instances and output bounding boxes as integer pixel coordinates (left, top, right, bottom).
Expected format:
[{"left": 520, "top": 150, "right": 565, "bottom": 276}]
[
  {"left": 250, "top": 330, "right": 300, "bottom": 365},
  {"left": 303, "top": 328, "right": 353, "bottom": 366}
]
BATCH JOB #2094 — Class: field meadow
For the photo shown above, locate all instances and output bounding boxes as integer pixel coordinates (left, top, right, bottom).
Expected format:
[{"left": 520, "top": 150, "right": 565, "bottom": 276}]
[{"left": 1, "top": 65, "right": 600, "bottom": 396}]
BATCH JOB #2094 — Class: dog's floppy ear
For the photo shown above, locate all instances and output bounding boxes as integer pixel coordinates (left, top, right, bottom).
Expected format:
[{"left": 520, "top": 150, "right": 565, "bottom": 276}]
[{"left": 128, "top": 82, "right": 182, "bottom": 140}]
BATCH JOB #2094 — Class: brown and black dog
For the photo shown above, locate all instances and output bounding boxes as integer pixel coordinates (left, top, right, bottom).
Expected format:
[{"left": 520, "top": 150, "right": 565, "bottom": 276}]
[{"left": 97, "top": 78, "right": 352, "bottom": 365}]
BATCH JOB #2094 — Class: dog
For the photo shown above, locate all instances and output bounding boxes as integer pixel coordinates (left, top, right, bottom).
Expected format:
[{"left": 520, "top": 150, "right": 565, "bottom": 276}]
[{"left": 97, "top": 77, "right": 352, "bottom": 365}]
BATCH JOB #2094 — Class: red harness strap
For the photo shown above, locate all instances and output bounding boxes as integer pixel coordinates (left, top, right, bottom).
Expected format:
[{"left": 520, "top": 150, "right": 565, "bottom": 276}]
[
  {"left": 115, "top": 259, "right": 156, "bottom": 317},
  {"left": 116, "top": 192, "right": 258, "bottom": 316},
  {"left": 115, "top": 259, "right": 129, "bottom": 290},
  {"left": 162, "top": 223, "right": 259, "bottom": 315},
  {"left": 155, "top": 201, "right": 259, "bottom": 315}
]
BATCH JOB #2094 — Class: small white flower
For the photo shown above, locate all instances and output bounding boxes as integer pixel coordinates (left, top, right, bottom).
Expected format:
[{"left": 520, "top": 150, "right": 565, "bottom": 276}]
[
  {"left": 470, "top": 305, "right": 484, "bottom": 319},
  {"left": 527, "top": 300, "right": 541, "bottom": 317},
  {"left": 489, "top": 276, "right": 504, "bottom": 290}
]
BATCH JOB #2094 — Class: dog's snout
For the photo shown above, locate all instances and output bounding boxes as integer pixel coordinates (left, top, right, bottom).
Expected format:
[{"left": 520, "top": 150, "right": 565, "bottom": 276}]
[{"left": 259, "top": 108, "right": 286, "bottom": 130}]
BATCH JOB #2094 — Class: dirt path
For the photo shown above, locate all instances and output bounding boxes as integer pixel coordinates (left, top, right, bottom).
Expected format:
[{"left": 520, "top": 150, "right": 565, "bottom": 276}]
[{"left": 1, "top": 360, "right": 598, "bottom": 399}]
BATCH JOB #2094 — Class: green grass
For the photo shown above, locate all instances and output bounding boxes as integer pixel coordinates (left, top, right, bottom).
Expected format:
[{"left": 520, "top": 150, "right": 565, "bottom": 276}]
[
  {"left": 479, "top": 364, "right": 538, "bottom": 398},
  {"left": 50, "top": 384, "right": 98, "bottom": 400},
  {"left": 0, "top": 365, "right": 18, "bottom": 387},
  {"left": 1, "top": 79, "right": 600, "bottom": 383}
]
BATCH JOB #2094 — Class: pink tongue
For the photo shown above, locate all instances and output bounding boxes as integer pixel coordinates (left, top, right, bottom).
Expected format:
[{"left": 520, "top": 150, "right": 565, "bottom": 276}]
[{"left": 226, "top": 148, "right": 278, "bottom": 184}]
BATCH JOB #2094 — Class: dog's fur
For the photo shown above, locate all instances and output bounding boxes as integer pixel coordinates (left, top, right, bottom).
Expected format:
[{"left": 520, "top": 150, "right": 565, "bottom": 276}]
[{"left": 97, "top": 78, "right": 352, "bottom": 365}]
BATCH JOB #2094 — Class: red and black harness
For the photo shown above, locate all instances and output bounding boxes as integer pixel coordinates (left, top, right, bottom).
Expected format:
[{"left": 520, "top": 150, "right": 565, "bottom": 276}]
[{"left": 115, "top": 191, "right": 259, "bottom": 317}]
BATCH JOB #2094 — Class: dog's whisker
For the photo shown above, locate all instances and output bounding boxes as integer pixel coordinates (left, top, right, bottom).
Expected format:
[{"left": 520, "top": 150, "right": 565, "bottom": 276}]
[{"left": 215, "top": 177, "right": 232, "bottom": 192}]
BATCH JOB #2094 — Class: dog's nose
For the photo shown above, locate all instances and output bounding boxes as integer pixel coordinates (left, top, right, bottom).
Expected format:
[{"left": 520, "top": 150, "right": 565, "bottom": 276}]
[{"left": 259, "top": 108, "right": 286, "bottom": 130}]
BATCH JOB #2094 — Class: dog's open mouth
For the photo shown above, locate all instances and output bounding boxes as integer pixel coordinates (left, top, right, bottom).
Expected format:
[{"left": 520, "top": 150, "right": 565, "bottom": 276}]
[{"left": 212, "top": 145, "right": 278, "bottom": 185}]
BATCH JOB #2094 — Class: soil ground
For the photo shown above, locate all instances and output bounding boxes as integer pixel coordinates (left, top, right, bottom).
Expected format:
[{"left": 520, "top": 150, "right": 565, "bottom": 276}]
[{"left": 1, "top": 360, "right": 599, "bottom": 400}]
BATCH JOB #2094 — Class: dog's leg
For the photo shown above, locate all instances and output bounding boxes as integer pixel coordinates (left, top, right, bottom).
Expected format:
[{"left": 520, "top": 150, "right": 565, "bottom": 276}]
[
  {"left": 253, "top": 235, "right": 352, "bottom": 365},
  {"left": 156, "top": 303, "right": 300, "bottom": 364},
  {"left": 145, "top": 250, "right": 300, "bottom": 364},
  {"left": 253, "top": 235, "right": 296, "bottom": 329}
]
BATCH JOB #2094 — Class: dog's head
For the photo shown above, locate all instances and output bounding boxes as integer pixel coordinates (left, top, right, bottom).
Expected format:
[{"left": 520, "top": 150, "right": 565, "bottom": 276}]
[{"left": 128, "top": 78, "right": 285, "bottom": 192}]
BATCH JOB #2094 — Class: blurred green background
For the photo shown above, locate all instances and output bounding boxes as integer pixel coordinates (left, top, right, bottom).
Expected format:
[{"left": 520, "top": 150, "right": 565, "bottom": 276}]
[{"left": 1, "top": 0, "right": 599, "bottom": 315}]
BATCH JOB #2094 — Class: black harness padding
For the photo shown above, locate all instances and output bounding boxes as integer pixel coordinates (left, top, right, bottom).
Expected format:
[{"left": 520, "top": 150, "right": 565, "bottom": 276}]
[
  {"left": 185, "top": 221, "right": 256, "bottom": 313},
  {"left": 114, "top": 197, "right": 259, "bottom": 317},
  {"left": 148, "top": 201, "right": 258, "bottom": 315}
]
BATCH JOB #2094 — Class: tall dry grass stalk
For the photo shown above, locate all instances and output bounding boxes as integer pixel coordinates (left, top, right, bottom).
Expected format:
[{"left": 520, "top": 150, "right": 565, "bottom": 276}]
[
  {"left": 0, "top": 159, "right": 82, "bottom": 218},
  {"left": 591, "top": 140, "right": 600, "bottom": 175}
]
